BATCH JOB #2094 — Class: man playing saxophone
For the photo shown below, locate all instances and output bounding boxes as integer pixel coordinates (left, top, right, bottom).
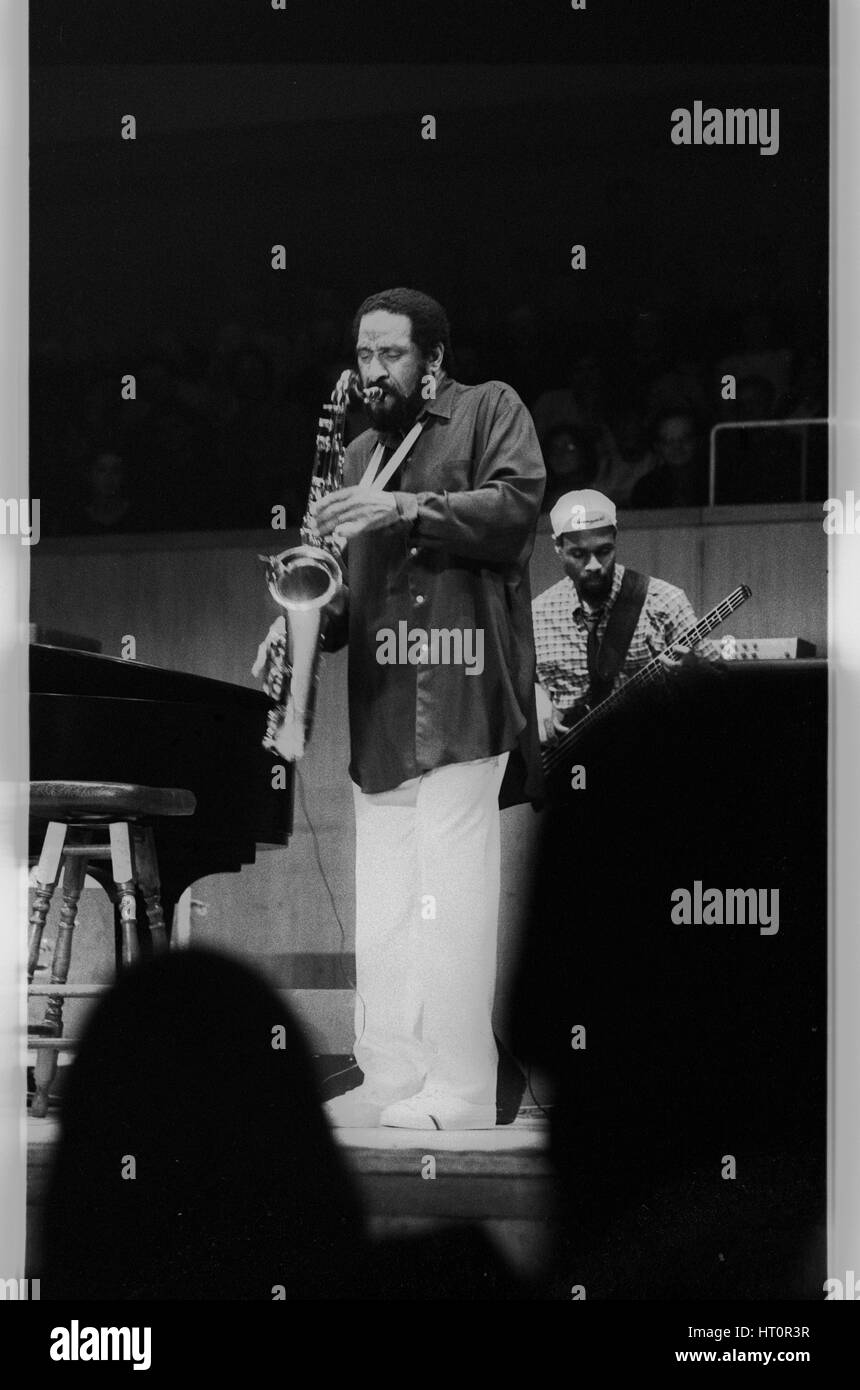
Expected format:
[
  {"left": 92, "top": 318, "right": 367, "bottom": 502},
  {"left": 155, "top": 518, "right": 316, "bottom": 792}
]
[{"left": 263, "top": 287, "right": 545, "bottom": 1129}]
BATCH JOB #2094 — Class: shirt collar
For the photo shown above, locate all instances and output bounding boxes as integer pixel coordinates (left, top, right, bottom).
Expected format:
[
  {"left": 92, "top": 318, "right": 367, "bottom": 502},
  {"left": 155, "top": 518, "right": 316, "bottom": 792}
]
[
  {"left": 568, "top": 562, "right": 625, "bottom": 619},
  {"left": 421, "top": 373, "right": 456, "bottom": 420}
]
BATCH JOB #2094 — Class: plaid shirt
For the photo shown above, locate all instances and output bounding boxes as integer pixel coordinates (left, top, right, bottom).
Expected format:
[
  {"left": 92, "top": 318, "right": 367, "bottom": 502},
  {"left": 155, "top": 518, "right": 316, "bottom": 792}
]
[{"left": 532, "top": 562, "right": 701, "bottom": 715}]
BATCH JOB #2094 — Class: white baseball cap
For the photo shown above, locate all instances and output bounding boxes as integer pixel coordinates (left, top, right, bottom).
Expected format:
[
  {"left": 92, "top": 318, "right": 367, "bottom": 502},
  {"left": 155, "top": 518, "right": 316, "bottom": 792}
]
[{"left": 550, "top": 489, "right": 617, "bottom": 538}]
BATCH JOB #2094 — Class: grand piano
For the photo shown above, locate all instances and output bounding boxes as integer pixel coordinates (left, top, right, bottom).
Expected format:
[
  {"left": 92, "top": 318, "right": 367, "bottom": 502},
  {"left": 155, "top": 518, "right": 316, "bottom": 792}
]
[{"left": 30, "top": 642, "right": 293, "bottom": 936}]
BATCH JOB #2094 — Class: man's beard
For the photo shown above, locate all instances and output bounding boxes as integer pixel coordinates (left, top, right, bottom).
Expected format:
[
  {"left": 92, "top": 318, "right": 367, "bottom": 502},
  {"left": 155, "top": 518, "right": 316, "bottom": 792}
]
[
  {"left": 574, "top": 563, "right": 614, "bottom": 607},
  {"left": 366, "top": 370, "right": 428, "bottom": 435}
]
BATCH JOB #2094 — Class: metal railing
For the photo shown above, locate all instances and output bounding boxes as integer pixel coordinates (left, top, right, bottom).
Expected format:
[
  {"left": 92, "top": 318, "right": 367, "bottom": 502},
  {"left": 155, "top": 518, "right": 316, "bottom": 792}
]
[{"left": 708, "top": 418, "right": 828, "bottom": 506}]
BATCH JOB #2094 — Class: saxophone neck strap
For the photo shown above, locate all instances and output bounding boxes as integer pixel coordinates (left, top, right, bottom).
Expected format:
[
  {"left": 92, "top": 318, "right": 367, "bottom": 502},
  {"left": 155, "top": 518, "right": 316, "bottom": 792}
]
[{"left": 360, "top": 419, "right": 424, "bottom": 492}]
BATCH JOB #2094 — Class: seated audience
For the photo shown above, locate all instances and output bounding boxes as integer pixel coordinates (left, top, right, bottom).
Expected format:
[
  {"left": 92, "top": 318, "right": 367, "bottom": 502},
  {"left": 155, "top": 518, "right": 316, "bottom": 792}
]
[
  {"left": 630, "top": 408, "right": 708, "bottom": 508},
  {"left": 595, "top": 403, "right": 656, "bottom": 507},
  {"left": 541, "top": 422, "right": 600, "bottom": 514}
]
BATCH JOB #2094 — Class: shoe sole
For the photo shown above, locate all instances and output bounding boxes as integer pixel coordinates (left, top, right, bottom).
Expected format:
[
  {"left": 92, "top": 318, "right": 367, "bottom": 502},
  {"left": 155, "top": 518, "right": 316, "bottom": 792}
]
[{"left": 381, "top": 1110, "right": 497, "bottom": 1130}]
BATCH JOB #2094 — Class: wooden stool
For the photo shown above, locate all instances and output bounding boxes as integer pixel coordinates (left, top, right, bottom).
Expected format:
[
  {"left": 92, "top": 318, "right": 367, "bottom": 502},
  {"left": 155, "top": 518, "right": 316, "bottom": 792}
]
[{"left": 27, "top": 781, "right": 196, "bottom": 1118}]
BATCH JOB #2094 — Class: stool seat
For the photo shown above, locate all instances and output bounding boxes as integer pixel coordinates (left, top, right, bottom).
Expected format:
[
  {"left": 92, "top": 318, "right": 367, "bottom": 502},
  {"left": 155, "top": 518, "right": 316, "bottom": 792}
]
[
  {"left": 28, "top": 779, "right": 196, "bottom": 1117},
  {"left": 30, "top": 781, "right": 196, "bottom": 821}
]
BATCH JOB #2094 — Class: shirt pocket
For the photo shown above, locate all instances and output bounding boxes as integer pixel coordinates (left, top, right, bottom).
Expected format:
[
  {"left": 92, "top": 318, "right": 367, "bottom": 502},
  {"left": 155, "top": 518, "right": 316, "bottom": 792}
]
[{"left": 415, "top": 455, "right": 474, "bottom": 493}]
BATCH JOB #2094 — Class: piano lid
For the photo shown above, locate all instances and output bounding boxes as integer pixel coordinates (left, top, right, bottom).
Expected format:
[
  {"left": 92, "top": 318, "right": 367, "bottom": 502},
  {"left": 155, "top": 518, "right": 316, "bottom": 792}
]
[
  {"left": 29, "top": 625, "right": 102, "bottom": 653},
  {"left": 30, "top": 643, "right": 272, "bottom": 710},
  {"left": 30, "top": 643, "right": 293, "bottom": 884}
]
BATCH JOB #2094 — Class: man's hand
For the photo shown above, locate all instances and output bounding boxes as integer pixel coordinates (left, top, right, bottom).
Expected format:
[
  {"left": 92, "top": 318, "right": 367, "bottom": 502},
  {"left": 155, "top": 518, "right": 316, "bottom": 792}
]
[
  {"left": 534, "top": 683, "right": 560, "bottom": 746},
  {"left": 315, "top": 486, "right": 401, "bottom": 540},
  {"left": 658, "top": 645, "right": 702, "bottom": 673},
  {"left": 658, "top": 645, "right": 684, "bottom": 672}
]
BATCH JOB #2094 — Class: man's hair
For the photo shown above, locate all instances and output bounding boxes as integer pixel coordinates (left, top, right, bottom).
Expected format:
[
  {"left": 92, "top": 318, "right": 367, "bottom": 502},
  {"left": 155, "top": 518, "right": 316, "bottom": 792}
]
[{"left": 352, "top": 287, "right": 452, "bottom": 364}]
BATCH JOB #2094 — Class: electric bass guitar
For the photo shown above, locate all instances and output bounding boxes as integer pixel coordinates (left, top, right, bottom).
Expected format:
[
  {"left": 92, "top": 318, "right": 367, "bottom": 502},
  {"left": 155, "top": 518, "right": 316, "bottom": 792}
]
[{"left": 541, "top": 583, "right": 752, "bottom": 786}]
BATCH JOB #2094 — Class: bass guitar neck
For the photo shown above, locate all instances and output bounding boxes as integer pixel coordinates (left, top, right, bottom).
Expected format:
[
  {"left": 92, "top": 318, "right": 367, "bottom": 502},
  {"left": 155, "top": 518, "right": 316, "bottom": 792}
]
[{"left": 541, "top": 583, "right": 752, "bottom": 783}]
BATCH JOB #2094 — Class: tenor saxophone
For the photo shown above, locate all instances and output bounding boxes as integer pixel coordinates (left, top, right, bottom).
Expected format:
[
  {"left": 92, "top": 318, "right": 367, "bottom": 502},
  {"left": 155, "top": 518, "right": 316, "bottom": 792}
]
[{"left": 259, "top": 369, "right": 363, "bottom": 761}]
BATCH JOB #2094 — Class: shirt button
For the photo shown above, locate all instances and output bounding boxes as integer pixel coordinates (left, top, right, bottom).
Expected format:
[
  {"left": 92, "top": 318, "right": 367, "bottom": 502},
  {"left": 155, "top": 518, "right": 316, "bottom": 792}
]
[
  {"left": 414, "top": 594, "right": 425, "bottom": 605},
  {"left": 409, "top": 547, "right": 419, "bottom": 557}
]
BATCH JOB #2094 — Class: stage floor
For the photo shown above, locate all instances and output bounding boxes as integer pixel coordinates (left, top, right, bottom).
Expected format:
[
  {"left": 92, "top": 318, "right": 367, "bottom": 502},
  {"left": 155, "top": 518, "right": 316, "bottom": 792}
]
[{"left": 25, "top": 1108, "right": 558, "bottom": 1287}]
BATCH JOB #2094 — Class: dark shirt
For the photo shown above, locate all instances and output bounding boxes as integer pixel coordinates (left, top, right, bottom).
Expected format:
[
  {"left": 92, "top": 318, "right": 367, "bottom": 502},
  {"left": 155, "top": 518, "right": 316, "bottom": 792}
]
[{"left": 323, "top": 375, "right": 546, "bottom": 795}]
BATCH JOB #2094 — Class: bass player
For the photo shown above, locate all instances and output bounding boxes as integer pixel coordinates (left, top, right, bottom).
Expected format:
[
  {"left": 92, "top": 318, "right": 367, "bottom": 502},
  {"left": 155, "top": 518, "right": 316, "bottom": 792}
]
[{"left": 532, "top": 489, "right": 714, "bottom": 746}]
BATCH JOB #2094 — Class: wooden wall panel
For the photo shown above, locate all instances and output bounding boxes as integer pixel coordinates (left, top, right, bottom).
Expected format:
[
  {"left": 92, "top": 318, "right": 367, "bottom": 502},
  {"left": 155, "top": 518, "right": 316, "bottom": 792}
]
[
  {"left": 531, "top": 507, "right": 826, "bottom": 655},
  {"left": 30, "top": 506, "right": 827, "bottom": 1006}
]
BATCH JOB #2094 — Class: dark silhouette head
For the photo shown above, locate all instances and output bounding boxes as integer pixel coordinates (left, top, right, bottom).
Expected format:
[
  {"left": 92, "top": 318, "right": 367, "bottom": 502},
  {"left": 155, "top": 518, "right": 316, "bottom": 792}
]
[{"left": 41, "top": 947, "right": 365, "bottom": 1300}]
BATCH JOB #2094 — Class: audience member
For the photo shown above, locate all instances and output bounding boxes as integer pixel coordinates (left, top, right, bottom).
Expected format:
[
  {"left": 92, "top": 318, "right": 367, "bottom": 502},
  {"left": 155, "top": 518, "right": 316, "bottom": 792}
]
[
  {"left": 41, "top": 948, "right": 367, "bottom": 1299},
  {"left": 532, "top": 351, "right": 609, "bottom": 444},
  {"left": 41, "top": 947, "right": 527, "bottom": 1300},
  {"left": 127, "top": 356, "right": 218, "bottom": 528},
  {"left": 67, "top": 443, "right": 153, "bottom": 534},
  {"left": 31, "top": 295, "right": 823, "bottom": 534},
  {"left": 716, "top": 307, "right": 794, "bottom": 416},
  {"left": 630, "top": 408, "right": 707, "bottom": 508},
  {"left": 540, "top": 422, "right": 600, "bottom": 514},
  {"left": 596, "top": 402, "right": 656, "bottom": 506},
  {"left": 218, "top": 347, "right": 308, "bottom": 526},
  {"left": 645, "top": 348, "right": 709, "bottom": 423}
]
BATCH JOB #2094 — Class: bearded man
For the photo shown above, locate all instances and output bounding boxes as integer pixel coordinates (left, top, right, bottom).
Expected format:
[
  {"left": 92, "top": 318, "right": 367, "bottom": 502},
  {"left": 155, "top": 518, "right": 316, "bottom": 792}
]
[{"left": 294, "top": 287, "right": 545, "bottom": 1129}]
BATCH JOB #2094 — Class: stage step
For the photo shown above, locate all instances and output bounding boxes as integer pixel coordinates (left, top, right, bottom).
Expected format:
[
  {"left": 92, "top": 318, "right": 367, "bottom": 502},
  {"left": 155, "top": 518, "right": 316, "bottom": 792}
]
[{"left": 26, "top": 1110, "right": 556, "bottom": 1284}]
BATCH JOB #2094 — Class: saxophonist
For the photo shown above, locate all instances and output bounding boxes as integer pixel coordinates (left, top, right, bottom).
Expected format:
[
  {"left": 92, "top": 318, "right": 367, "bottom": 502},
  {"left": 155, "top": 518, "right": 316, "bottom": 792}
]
[{"left": 306, "top": 288, "right": 544, "bottom": 1129}]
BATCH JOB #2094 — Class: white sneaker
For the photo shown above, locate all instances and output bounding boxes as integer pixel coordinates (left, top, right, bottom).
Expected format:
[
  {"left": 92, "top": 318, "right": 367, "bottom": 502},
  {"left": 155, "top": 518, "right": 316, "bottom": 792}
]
[
  {"left": 380, "top": 1089, "right": 497, "bottom": 1131},
  {"left": 324, "top": 1083, "right": 420, "bottom": 1129}
]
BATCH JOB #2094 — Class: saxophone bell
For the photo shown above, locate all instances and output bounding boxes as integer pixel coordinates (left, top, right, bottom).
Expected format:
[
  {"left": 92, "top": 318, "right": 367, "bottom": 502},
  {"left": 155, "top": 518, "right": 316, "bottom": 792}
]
[
  {"left": 260, "top": 545, "right": 343, "bottom": 762},
  {"left": 258, "top": 371, "right": 353, "bottom": 762}
]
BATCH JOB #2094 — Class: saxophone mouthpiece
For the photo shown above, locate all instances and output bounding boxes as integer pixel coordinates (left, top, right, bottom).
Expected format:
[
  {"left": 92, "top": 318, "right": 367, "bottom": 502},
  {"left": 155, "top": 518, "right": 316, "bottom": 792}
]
[{"left": 341, "top": 369, "right": 383, "bottom": 406}]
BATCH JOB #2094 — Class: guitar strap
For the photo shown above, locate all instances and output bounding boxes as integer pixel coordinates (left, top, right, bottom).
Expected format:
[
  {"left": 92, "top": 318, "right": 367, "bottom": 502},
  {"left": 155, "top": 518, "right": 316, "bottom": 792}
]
[{"left": 585, "top": 567, "right": 651, "bottom": 707}]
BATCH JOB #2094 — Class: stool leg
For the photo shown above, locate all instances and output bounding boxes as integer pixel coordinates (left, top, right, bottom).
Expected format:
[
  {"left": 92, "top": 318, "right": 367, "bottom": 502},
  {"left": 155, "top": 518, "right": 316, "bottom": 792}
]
[
  {"left": 109, "top": 822, "right": 139, "bottom": 968},
  {"left": 32, "top": 850, "right": 87, "bottom": 1119},
  {"left": 28, "top": 821, "right": 67, "bottom": 984},
  {"left": 133, "top": 825, "right": 168, "bottom": 954}
]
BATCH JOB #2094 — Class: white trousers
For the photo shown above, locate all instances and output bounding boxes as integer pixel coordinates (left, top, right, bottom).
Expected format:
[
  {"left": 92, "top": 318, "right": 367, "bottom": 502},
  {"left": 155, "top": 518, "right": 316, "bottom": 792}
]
[{"left": 351, "top": 753, "right": 509, "bottom": 1107}]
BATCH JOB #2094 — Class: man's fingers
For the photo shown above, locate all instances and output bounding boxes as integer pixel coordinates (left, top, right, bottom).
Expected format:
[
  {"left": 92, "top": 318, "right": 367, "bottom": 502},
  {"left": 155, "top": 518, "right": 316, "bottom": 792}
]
[
  {"left": 315, "top": 486, "right": 362, "bottom": 518},
  {"left": 316, "top": 504, "right": 361, "bottom": 534},
  {"left": 319, "top": 499, "right": 369, "bottom": 525},
  {"left": 331, "top": 518, "right": 365, "bottom": 539}
]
